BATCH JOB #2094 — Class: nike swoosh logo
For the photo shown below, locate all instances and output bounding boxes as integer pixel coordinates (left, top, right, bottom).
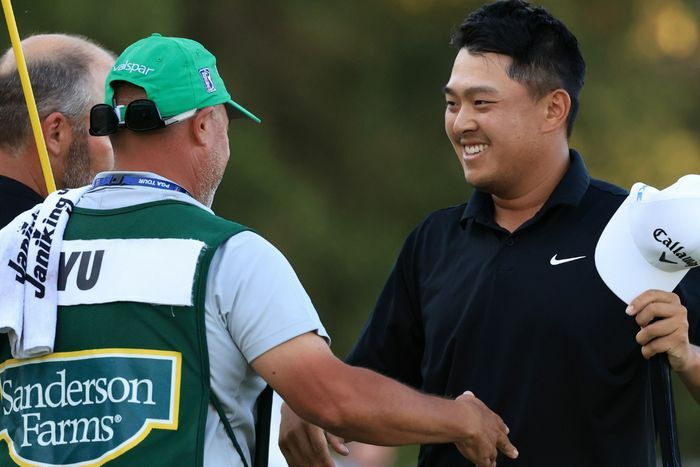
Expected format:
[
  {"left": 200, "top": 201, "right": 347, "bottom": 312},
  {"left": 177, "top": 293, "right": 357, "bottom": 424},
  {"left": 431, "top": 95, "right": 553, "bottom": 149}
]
[{"left": 550, "top": 254, "right": 586, "bottom": 266}]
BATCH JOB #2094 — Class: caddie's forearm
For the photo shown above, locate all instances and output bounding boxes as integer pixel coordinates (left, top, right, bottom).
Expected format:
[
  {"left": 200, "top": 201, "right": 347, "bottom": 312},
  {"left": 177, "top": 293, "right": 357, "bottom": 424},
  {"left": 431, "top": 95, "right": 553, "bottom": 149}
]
[
  {"left": 677, "top": 344, "right": 700, "bottom": 404},
  {"left": 253, "top": 333, "right": 472, "bottom": 445},
  {"left": 304, "top": 364, "right": 470, "bottom": 446}
]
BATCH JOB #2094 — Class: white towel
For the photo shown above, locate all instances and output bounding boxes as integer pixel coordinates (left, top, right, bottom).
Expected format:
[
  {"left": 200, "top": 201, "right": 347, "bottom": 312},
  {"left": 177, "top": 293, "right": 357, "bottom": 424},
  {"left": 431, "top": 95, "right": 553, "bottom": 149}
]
[{"left": 0, "top": 186, "right": 89, "bottom": 358}]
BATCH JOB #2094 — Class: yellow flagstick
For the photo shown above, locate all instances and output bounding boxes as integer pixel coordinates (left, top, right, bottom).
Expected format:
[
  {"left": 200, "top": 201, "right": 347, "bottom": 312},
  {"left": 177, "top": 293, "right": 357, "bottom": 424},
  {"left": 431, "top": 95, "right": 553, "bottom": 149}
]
[{"left": 1, "top": 0, "right": 56, "bottom": 194}]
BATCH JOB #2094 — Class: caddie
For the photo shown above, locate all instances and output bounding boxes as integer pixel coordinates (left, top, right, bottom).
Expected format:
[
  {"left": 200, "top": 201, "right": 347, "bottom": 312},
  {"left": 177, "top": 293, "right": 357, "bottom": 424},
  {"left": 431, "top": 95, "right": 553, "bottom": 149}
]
[{"left": 0, "top": 34, "right": 518, "bottom": 467}]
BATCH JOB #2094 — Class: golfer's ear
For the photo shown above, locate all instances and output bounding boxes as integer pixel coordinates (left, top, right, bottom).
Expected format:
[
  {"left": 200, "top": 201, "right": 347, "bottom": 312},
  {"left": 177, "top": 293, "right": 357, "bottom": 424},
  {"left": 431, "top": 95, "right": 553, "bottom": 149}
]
[{"left": 542, "top": 89, "right": 570, "bottom": 134}]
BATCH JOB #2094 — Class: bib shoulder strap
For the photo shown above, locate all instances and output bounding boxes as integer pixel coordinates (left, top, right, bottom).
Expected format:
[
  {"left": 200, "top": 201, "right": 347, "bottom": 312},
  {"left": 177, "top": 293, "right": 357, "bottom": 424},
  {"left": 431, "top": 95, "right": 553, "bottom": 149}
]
[
  {"left": 210, "top": 392, "right": 249, "bottom": 467},
  {"left": 253, "top": 385, "right": 273, "bottom": 467}
]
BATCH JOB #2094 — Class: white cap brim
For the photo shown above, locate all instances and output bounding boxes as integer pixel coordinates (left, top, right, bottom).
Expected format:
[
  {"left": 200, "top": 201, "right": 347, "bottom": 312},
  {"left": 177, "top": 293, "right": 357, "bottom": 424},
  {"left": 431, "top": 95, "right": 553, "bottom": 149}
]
[{"left": 594, "top": 192, "right": 689, "bottom": 304}]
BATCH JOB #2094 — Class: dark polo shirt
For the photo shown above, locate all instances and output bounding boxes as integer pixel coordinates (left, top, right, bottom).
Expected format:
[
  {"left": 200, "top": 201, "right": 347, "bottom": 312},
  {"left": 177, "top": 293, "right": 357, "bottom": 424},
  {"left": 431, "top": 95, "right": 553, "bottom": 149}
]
[
  {"left": 0, "top": 175, "right": 42, "bottom": 228},
  {"left": 347, "top": 151, "right": 700, "bottom": 466}
]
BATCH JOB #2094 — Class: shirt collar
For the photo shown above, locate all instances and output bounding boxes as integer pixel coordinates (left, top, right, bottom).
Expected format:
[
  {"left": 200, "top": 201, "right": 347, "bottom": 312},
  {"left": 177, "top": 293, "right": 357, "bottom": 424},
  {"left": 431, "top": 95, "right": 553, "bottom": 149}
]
[
  {"left": 460, "top": 149, "right": 590, "bottom": 228},
  {"left": 0, "top": 174, "right": 43, "bottom": 202}
]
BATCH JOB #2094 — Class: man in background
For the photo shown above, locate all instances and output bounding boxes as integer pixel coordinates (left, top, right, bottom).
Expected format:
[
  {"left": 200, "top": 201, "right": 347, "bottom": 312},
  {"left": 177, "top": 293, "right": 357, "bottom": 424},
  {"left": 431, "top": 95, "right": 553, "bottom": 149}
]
[{"left": 0, "top": 33, "right": 115, "bottom": 227}]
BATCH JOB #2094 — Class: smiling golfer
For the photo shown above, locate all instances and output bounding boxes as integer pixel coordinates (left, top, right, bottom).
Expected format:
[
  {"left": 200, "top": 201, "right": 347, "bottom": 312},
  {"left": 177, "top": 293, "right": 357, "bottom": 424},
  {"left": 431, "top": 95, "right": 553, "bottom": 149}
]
[{"left": 279, "top": 2, "right": 700, "bottom": 466}]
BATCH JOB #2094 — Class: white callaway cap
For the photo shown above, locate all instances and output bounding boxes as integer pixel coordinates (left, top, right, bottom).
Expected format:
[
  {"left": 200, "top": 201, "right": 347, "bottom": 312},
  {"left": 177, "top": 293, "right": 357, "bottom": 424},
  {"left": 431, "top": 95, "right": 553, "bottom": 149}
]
[{"left": 595, "top": 174, "right": 700, "bottom": 304}]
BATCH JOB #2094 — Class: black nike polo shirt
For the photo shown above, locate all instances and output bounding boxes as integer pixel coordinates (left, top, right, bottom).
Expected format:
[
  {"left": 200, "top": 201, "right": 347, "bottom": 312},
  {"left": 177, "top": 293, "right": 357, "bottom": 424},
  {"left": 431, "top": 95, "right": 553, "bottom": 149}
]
[{"left": 346, "top": 150, "right": 700, "bottom": 466}]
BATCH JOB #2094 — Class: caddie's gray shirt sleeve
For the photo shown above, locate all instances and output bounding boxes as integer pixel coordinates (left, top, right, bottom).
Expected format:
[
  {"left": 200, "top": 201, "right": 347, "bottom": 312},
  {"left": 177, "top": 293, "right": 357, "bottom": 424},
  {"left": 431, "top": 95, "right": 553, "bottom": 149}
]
[{"left": 206, "top": 230, "right": 330, "bottom": 362}]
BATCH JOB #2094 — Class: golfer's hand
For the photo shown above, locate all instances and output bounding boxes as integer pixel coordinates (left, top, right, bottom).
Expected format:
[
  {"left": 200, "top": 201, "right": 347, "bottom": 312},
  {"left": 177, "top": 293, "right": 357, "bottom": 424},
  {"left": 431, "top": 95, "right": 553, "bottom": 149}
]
[
  {"left": 454, "top": 391, "right": 518, "bottom": 467},
  {"left": 279, "top": 402, "right": 349, "bottom": 467},
  {"left": 628, "top": 290, "right": 691, "bottom": 371}
]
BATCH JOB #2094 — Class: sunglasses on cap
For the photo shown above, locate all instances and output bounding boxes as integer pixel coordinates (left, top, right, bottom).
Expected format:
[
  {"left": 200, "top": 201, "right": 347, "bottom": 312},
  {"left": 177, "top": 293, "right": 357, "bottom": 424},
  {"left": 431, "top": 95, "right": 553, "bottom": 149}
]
[{"left": 89, "top": 99, "right": 197, "bottom": 136}]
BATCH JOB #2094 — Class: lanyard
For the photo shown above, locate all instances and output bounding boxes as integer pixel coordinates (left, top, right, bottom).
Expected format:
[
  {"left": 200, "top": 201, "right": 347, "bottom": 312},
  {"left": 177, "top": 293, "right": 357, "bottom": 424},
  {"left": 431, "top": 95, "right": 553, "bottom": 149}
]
[{"left": 92, "top": 174, "right": 192, "bottom": 197}]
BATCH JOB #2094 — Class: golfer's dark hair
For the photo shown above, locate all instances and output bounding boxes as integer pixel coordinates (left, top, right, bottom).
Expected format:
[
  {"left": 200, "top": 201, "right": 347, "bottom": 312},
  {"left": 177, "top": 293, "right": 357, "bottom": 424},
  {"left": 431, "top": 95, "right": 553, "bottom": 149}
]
[
  {"left": 451, "top": 0, "right": 585, "bottom": 136},
  {"left": 0, "top": 35, "right": 112, "bottom": 153}
]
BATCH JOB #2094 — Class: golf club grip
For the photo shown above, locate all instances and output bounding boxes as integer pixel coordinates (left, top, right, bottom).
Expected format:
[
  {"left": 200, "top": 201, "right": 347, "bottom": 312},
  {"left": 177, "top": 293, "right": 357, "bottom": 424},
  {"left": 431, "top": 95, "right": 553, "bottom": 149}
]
[{"left": 650, "top": 353, "right": 682, "bottom": 467}]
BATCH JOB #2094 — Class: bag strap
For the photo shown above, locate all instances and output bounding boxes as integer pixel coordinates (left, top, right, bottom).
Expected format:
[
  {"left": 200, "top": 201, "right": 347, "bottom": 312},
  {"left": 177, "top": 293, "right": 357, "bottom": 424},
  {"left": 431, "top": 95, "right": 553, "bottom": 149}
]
[
  {"left": 210, "top": 392, "right": 249, "bottom": 467},
  {"left": 253, "top": 385, "right": 274, "bottom": 467}
]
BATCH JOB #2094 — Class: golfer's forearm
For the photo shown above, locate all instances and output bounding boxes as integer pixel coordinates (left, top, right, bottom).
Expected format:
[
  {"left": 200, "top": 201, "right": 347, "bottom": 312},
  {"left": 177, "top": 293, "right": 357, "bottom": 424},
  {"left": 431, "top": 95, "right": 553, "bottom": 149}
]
[
  {"left": 300, "top": 365, "right": 469, "bottom": 446},
  {"left": 678, "top": 344, "right": 700, "bottom": 404}
]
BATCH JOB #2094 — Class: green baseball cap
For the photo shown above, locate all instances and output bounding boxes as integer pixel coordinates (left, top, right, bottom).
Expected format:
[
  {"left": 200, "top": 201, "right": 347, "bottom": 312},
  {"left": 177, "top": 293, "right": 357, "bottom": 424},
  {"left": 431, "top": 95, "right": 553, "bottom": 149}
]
[{"left": 105, "top": 33, "right": 260, "bottom": 123}]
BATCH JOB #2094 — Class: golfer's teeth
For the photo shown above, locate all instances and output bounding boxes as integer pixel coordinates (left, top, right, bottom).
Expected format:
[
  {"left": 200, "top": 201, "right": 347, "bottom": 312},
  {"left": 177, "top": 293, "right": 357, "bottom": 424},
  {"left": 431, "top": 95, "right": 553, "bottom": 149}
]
[{"left": 465, "top": 144, "right": 488, "bottom": 155}]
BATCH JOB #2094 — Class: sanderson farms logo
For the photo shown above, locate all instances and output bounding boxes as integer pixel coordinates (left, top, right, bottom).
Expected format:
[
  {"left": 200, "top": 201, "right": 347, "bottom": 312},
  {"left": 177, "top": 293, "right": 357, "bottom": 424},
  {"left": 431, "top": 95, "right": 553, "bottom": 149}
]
[{"left": 0, "top": 349, "right": 181, "bottom": 466}]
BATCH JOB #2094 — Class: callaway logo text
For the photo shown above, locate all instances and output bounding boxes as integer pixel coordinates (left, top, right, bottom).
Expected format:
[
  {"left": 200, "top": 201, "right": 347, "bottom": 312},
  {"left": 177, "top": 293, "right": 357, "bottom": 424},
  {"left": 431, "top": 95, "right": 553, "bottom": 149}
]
[{"left": 654, "top": 228, "right": 698, "bottom": 267}]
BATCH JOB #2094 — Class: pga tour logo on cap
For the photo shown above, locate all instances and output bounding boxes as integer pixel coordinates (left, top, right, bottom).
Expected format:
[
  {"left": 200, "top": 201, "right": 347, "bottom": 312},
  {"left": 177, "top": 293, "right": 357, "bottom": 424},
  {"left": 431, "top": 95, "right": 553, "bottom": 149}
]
[
  {"left": 595, "top": 174, "right": 700, "bottom": 304},
  {"left": 199, "top": 67, "right": 216, "bottom": 93}
]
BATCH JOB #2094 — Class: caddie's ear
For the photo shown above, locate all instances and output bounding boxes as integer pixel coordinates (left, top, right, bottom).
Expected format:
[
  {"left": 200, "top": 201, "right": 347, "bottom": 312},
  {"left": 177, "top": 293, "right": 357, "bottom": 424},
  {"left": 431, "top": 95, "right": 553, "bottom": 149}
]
[
  {"left": 41, "top": 111, "right": 74, "bottom": 184},
  {"left": 190, "top": 106, "right": 216, "bottom": 147},
  {"left": 541, "top": 89, "right": 571, "bottom": 134}
]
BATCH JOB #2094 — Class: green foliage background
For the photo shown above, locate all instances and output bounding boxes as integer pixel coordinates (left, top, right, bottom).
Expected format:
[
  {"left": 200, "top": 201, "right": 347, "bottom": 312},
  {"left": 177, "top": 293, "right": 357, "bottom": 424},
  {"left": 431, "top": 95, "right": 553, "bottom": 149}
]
[{"left": 2, "top": 0, "right": 699, "bottom": 464}]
